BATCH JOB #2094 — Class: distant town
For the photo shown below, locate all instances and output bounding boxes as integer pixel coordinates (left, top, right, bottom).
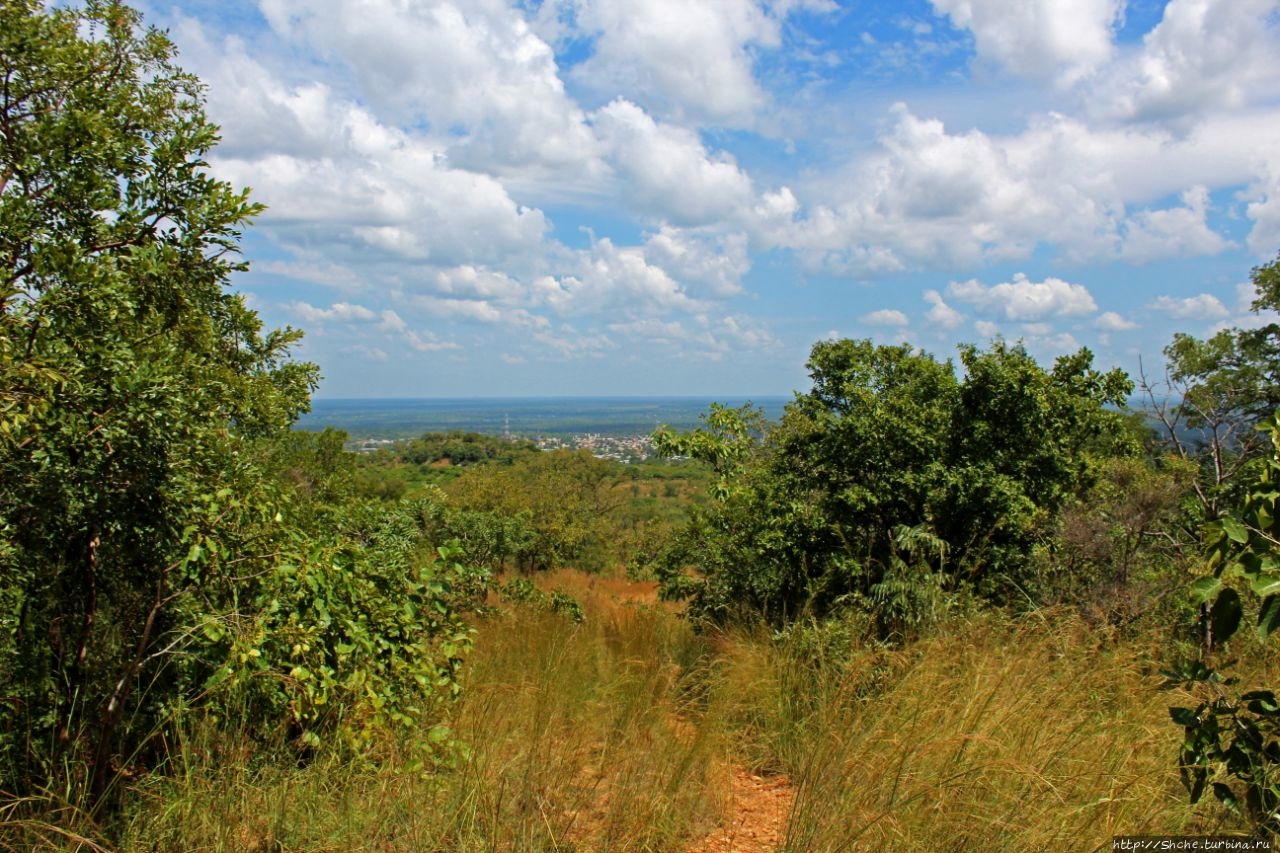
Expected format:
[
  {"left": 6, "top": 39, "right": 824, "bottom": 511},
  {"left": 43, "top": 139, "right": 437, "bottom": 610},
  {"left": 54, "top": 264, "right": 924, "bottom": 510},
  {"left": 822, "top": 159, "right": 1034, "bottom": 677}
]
[{"left": 352, "top": 430, "right": 660, "bottom": 463}]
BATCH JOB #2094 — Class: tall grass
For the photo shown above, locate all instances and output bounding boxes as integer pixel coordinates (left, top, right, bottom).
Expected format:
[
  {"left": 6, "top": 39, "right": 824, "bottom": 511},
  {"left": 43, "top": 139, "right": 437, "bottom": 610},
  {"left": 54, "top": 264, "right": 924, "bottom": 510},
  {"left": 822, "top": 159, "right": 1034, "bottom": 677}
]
[
  {"left": 708, "top": 609, "right": 1244, "bottom": 851},
  {"left": 104, "top": 585, "right": 725, "bottom": 852},
  {"left": 10, "top": 577, "right": 1264, "bottom": 851}
]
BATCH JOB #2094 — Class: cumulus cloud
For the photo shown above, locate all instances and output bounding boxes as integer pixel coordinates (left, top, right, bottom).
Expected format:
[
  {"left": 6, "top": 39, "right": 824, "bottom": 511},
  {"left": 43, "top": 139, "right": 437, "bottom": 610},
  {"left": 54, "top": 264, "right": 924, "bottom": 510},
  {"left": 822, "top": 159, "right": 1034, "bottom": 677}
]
[
  {"left": 861, "top": 308, "right": 910, "bottom": 326},
  {"left": 1095, "top": 311, "right": 1138, "bottom": 331},
  {"left": 1094, "top": 0, "right": 1280, "bottom": 124},
  {"left": 1120, "top": 186, "right": 1233, "bottom": 263},
  {"left": 786, "top": 103, "right": 1280, "bottom": 272},
  {"left": 254, "top": 0, "right": 600, "bottom": 179},
  {"left": 607, "top": 313, "right": 779, "bottom": 360},
  {"left": 931, "top": 0, "right": 1122, "bottom": 85},
  {"left": 643, "top": 227, "right": 751, "bottom": 297},
  {"left": 557, "top": 0, "right": 836, "bottom": 126},
  {"left": 947, "top": 273, "right": 1097, "bottom": 321},
  {"left": 1245, "top": 164, "right": 1280, "bottom": 256},
  {"left": 924, "top": 289, "right": 965, "bottom": 329},
  {"left": 291, "top": 301, "right": 379, "bottom": 324},
  {"left": 591, "top": 99, "right": 756, "bottom": 225},
  {"left": 1150, "top": 293, "right": 1230, "bottom": 320},
  {"left": 202, "top": 64, "right": 553, "bottom": 268},
  {"left": 786, "top": 106, "right": 1116, "bottom": 272}
]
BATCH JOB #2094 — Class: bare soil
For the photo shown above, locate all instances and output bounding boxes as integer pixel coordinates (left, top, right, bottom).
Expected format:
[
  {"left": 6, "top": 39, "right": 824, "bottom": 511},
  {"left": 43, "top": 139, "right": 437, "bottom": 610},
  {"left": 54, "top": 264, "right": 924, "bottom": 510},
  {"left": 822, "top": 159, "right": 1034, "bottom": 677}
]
[{"left": 687, "top": 766, "right": 794, "bottom": 852}]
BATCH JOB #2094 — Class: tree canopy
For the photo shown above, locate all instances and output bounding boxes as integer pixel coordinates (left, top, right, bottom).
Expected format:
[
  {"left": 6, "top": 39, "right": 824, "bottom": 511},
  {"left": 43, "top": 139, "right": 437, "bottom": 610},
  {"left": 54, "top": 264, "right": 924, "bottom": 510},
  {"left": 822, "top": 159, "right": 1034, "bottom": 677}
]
[
  {"left": 654, "top": 338, "right": 1136, "bottom": 629},
  {"left": 0, "top": 0, "right": 317, "bottom": 799}
]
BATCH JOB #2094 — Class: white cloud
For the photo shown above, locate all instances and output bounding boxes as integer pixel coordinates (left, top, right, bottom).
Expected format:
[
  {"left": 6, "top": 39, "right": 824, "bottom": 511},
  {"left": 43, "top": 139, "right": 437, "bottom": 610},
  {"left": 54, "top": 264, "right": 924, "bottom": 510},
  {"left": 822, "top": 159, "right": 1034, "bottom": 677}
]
[
  {"left": 786, "top": 106, "right": 1116, "bottom": 271},
  {"left": 342, "top": 344, "right": 390, "bottom": 361},
  {"left": 643, "top": 227, "right": 751, "bottom": 297},
  {"left": 606, "top": 313, "right": 779, "bottom": 360},
  {"left": 1120, "top": 186, "right": 1232, "bottom": 263},
  {"left": 1150, "top": 293, "right": 1230, "bottom": 319},
  {"left": 861, "top": 308, "right": 910, "bottom": 326},
  {"left": 254, "top": 0, "right": 600, "bottom": 179},
  {"left": 1095, "top": 0, "right": 1280, "bottom": 123},
  {"left": 1095, "top": 311, "right": 1137, "bottom": 331},
  {"left": 527, "top": 235, "right": 711, "bottom": 321},
  {"left": 923, "top": 289, "right": 965, "bottom": 329},
  {"left": 558, "top": 0, "right": 835, "bottom": 126},
  {"left": 785, "top": 104, "right": 1280, "bottom": 272},
  {"left": 209, "top": 87, "right": 553, "bottom": 268},
  {"left": 947, "top": 273, "right": 1097, "bottom": 321},
  {"left": 1246, "top": 163, "right": 1280, "bottom": 256},
  {"left": 434, "top": 266, "right": 527, "bottom": 301},
  {"left": 931, "top": 0, "right": 1122, "bottom": 85},
  {"left": 591, "top": 99, "right": 756, "bottom": 226},
  {"left": 291, "top": 301, "right": 379, "bottom": 323}
]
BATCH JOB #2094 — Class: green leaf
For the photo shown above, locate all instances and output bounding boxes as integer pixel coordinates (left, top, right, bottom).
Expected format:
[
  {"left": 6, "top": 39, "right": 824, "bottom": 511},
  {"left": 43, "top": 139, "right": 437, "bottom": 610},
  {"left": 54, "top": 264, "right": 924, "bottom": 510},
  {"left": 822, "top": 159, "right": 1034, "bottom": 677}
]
[
  {"left": 1242, "top": 691, "right": 1280, "bottom": 715},
  {"left": 1190, "top": 575, "right": 1222, "bottom": 605},
  {"left": 1170, "top": 706, "right": 1199, "bottom": 727},
  {"left": 1258, "top": 594, "right": 1280, "bottom": 640},
  {"left": 1221, "top": 517, "right": 1249, "bottom": 543},
  {"left": 1250, "top": 573, "right": 1280, "bottom": 599},
  {"left": 1212, "top": 782, "right": 1240, "bottom": 812}
]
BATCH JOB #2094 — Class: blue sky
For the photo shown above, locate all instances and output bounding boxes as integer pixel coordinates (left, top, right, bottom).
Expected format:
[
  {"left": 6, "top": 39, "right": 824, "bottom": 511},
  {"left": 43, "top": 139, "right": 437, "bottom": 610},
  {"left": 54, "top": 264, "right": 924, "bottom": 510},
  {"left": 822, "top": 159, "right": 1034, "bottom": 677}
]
[{"left": 144, "top": 0, "right": 1280, "bottom": 398}]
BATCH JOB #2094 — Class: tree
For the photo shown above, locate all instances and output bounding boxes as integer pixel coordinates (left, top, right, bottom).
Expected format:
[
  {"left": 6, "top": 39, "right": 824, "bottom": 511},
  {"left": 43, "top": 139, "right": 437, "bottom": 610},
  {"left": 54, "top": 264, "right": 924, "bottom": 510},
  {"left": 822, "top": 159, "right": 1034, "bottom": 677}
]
[
  {"left": 1168, "top": 413, "right": 1280, "bottom": 837},
  {"left": 1142, "top": 254, "right": 1280, "bottom": 522},
  {"left": 937, "top": 340, "right": 1135, "bottom": 596},
  {"left": 653, "top": 338, "right": 1136, "bottom": 628},
  {"left": 447, "top": 449, "right": 625, "bottom": 572},
  {"left": 0, "top": 1, "right": 317, "bottom": 801}
]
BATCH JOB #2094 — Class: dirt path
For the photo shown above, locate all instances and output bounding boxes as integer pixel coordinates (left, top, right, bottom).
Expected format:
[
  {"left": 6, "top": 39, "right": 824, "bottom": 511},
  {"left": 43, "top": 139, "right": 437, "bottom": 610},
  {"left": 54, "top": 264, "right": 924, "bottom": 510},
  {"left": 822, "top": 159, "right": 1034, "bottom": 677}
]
[
  {"left": 536, "top": 571, "right": 798, "bottom": 852},
  {"left": 688, "top": 766, "right": 794, "bottom": 853}
]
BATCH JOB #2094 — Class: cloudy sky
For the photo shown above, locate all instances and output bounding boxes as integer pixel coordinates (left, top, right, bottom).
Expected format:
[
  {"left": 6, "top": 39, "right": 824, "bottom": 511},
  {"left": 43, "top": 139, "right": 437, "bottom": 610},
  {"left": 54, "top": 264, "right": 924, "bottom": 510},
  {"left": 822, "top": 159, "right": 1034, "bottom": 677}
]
[{"left": 145, "top": 0, "right": 1280, "bottom": 398}]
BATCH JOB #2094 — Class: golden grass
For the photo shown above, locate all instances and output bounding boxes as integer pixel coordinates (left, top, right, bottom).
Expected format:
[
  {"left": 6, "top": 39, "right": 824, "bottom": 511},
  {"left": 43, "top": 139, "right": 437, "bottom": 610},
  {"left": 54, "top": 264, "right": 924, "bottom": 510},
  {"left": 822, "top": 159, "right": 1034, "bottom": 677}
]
[
  {"left": 105, "top": 586, "right": 725, "bottom": 852},
  {"left": 19, "top": 577, "right": 1267, "bottom": 851},
  {"left": 707, "top": 610, "right": 1244, "bottom": 851}
]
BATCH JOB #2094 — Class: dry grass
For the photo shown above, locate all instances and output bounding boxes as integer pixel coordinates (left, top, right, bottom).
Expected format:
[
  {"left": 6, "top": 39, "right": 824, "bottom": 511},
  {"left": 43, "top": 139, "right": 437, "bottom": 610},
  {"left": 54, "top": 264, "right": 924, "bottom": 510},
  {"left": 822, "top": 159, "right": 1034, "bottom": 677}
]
[
  {"left": 17, "top": 577, "right": 1267, "bottom": 851},
  {"left": 707, "top": 610, "right": 1246, "bottom": 851},
  {"left": 104, "top": 581, "right": 726, "bottom": 852}
]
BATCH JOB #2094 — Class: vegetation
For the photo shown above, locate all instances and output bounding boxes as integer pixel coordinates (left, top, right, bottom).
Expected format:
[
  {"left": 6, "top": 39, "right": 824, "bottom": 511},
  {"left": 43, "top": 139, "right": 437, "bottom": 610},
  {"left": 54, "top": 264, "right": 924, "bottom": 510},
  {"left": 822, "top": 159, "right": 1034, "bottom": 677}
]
[
  {"left": 9, "top": 0, "right": 1280, "bottom": 848},
  {"left": 652, "top": 337, "right": 1136, "bottom": 630},
  {"left": 0, "top": 0, "right": 476, "bottom": 825}
]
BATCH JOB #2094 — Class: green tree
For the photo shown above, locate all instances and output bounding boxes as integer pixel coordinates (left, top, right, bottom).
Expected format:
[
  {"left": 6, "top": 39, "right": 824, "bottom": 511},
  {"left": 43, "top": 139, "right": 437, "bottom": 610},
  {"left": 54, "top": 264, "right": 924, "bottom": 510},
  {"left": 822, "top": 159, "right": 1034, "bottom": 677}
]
[
  {"left": 937, "top": 340, "right": 1135, "bottom": 597},
  {"left": 0, "top": 0, "right": 316, "bottom": 800},
  {"left": 653, "top": 338, "right": 1136, "bottom": 628},
  {"left": 1168, "top": 413, "right": 1280, "bottom": 836},
  {"left": 1142, "top": 254, "right": 1280, "bottom": 522},
  {"left": 448, "top": 449, "right": 624, "bottom": 572}
]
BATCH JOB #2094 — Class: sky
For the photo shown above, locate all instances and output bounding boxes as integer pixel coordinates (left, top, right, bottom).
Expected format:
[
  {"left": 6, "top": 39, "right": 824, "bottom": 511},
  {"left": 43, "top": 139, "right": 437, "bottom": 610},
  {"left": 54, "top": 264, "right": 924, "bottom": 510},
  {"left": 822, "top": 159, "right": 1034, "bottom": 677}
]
[{"left": 140, "top": 0, "right": 1280, "bottom": 398}]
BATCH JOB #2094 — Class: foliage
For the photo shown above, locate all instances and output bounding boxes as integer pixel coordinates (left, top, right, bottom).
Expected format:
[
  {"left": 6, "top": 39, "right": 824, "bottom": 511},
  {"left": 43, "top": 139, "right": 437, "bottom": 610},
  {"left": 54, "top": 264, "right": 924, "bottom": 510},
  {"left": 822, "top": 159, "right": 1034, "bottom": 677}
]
[
  {"left": 1143, "top": 254, "right": 1280, "bottom": 521},
  {"left": 653, "top": 338, "right": 1137, "bottom": 628},
  {"left": 447, "top": 449, "right": 625, "bottom": 572},
  {"left": 0, "top": 0, "right": 319, "bottom": 802},
  {"left": 216, "top": 504, "right": 483, "bottom": 756},
  {"left": 0, "top": 1, "right": 478, "bottom": 814},
  {"left": 1167, "top": 412, "right": 1280, "bottom": 835},
  {"left": 495, "top": 577, "right": 586, "bottom": 624},
  {"left": 1037, "top": 455, "right": 1197, "bottom": 624},
  {"left": 395, "top": 430, "right": 539, "bottom": 468}
]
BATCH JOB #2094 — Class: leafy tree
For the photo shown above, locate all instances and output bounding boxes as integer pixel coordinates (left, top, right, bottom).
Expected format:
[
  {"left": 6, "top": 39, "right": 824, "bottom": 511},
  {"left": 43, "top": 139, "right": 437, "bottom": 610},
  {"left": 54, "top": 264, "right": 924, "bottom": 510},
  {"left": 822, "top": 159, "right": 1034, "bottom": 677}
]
[
  {"left": 653, "top": 338, "right": 1136, "bottom": 628},
  {"left": 1143, "top": 254, "right": 1280, "bottom": 521},
  {"left": 1167, "top": 413, "right": 1280, "bottom": 836},
  {"left": 448, "top": 449, "right": 624, "bottom": 572},
  {"left": 0, "top": 0, "right": 316, "bottom": 800},
  {"left": 937, "top": 340, "right": 1135, "bottom": 597}
]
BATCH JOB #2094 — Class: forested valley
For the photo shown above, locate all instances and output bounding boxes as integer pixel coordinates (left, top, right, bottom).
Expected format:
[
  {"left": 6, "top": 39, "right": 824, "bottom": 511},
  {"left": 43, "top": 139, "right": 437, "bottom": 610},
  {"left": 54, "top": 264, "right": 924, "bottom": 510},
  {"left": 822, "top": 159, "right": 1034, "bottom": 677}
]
[{"left": 7, "top": 2, "right": 1280, "bottom": 850}]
